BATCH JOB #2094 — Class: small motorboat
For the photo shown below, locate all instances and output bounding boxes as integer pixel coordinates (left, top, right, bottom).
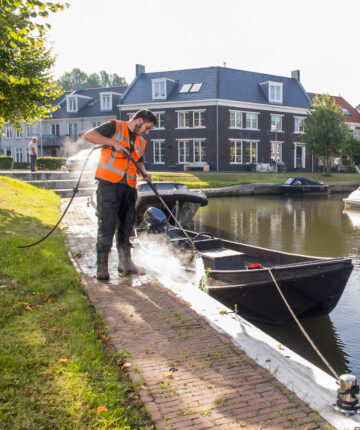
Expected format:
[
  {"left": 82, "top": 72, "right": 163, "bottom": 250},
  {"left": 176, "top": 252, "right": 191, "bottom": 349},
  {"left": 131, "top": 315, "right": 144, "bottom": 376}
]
[
  {"left": 90, "top": 181, "right": 208, "bottom": 228},
  {"left": 135, "top": 208, "right": 353, "bottom": 325},
  {"left": 343, "top": 186, "right": 360, "bottom": 209},
  {"left": 279, "top": 177, "right": 329, "bottom": 194}
]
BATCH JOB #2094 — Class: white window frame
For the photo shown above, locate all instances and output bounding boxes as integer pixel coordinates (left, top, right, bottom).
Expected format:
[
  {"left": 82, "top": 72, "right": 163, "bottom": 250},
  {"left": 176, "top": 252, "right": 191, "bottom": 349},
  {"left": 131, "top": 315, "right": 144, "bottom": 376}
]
[
  {"left": 15, "top": 147, "right": 23, "bottom": 162},
  {"left": 152, "top": 79, "right": 166, "bottom": 99},
  {"left": 16, "top": 128, "right": 23, "bottom": 138},
  {"left": 5, "top": 126, "right": 12, "bottom": 139},
  {"left": 178, "top": 140, "right": 191, "bottom": 163},
  {"left": 243, "top": 140, "right": 258, "bottom": 164},
  {"left": 229, "top": 110, "right": 243, "bottom": 129},
  {"left": 5, "top": 147, "right": 12, "bottom": 156},
  {"left": 26, "top": 125, "right": 33, "bottom": 137},
  {"left": 179, "top": 83, "right": 192, "bottom": 93},
  {"left": 153, "top": 112, "right": 165, "bottom": 129},
  {"left": 269, "top": 82, "right": 283, "bottom": 103},
  {"left": 270, "top": 114, "right": 283, "bottom": 132},
  {"left": 193, "top": 110, "right": 205, "bottom": 128},
  {"left": 92, "top": 121, "right": 102, "bottom": 128},
  {"left": 294, "top": 143, "right": 306, "bottom": 168},
  {"left": 51, "top": 124, "right": 60, "bottom": 136},
  {"left": 294, "top": 117, "right": 306, "bottom": 134},
  {"left": 66, "top": 96, "right": 78, "bottom": 112},
  {"left": 152, "top": 139, "right": 165, "bottom": 164},
  {"left": 190, "top": 83, "right": 202, "bottom": 92},
  {"left": 245, "top": 112, "right": 258, "bottom": 130},
  {"left": 68, "top": 122, "right": 78, "bottom": 136},
  {"left": 193, "top": 139, "right": 205, "bottom": 162},
  {"left": 100, "top": 93, "right": 112, "bottom": 111},
  {"left": 177, "top": 111, "right": 190, "bottom": 128},
  {"left": 229, "top": 139, "right": 242, "bottom": 164},
  {"left": 270, "top": 141, "right": 283, "bottom": 163}
]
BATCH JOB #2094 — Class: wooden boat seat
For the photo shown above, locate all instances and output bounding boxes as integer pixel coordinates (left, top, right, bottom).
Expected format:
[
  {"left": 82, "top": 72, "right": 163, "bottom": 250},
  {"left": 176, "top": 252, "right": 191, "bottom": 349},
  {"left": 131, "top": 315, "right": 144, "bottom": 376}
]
[{"left": 200, "top": 247, "right": 246, "bottom": 270}]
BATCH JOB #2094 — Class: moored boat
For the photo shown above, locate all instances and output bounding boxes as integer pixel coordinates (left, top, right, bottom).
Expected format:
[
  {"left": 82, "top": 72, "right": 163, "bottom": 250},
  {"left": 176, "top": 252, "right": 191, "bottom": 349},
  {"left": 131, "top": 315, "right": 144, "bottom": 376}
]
[
  {"left": 279, "top": 177, "right": 329, "bottom": 194},
  {"left": 343, "top": 186, "right": 360, "bottom": 209},
  {"left": 135, "top": 210, "right": 353, "bottom": 324}
]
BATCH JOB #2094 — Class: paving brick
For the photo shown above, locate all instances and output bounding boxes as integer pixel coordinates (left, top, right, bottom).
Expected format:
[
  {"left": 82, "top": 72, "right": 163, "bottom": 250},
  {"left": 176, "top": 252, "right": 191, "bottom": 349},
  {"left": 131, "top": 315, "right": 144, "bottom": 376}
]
[{"left": 61, "top": 198, "right": 333, "bottom": 430}]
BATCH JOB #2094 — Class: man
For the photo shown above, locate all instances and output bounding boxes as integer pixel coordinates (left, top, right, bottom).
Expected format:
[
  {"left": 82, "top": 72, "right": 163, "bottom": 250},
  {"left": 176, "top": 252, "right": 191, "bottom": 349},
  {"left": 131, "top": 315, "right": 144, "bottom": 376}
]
[
  {"left": 84, "top": 109, "right": 157, "bottom": 280},
  {"left": 29, "top": 137, "right": 38, "bottom": 172}
]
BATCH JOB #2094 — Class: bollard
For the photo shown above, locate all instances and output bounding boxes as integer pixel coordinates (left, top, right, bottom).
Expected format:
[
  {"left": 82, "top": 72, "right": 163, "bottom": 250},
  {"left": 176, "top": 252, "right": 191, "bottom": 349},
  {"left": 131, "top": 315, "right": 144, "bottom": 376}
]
[{"left": 333, "top": 374, "right": 360, "bottom": 416}]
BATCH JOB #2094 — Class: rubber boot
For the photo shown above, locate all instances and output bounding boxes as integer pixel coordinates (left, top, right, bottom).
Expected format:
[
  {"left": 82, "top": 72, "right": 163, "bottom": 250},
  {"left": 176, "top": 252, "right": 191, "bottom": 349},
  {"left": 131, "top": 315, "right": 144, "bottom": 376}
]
[
  {"left": 118, "top": 248, "right": 144, "bottom": 275},
  {"left": 97, "top": 252, "right": 110, "bottom": 280}
]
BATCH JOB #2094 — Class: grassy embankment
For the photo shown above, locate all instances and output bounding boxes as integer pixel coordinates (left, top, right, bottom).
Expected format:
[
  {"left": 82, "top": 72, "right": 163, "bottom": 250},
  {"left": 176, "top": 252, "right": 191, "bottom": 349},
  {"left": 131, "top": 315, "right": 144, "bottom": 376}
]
[
  {"left": 0, "top": 177, "right": 154, "bottom": 429},
  {"left": 150, "top": 171, "right": 360, "bottom": 189}
]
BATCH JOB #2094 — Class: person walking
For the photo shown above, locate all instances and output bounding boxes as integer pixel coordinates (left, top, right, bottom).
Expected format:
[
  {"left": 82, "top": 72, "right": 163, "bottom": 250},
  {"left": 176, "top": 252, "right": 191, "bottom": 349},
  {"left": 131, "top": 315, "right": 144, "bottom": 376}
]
[
  {"left": 29, "top": 137, "right": 38, "bottom": 172},
  {"left": 84, "top": 109, "right": 157, "bottom": 280}
]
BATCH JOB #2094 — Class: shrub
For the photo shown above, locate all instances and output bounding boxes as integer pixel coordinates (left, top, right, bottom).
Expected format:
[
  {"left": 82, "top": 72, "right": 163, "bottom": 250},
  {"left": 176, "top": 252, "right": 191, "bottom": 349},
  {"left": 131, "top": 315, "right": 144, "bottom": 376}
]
[
  {"left": 0, "top": 156, "right": 14, "bottom": 169},
  {"left": 36, "top": 157, "right": 67, "bottom": 171},
  {"left": 14, "top": 162, "right": 30, "bottom": 169}
]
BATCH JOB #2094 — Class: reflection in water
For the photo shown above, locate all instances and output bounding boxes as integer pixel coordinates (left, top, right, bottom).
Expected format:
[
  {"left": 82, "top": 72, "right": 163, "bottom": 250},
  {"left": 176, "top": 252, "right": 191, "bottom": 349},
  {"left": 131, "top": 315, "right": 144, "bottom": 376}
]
[{"left": 189, "top": 193, "right": 360, "bottom": 377}]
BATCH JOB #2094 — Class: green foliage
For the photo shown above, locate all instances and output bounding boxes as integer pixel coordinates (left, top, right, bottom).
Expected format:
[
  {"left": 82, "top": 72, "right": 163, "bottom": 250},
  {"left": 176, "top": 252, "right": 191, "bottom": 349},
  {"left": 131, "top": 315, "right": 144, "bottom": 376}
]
[
  {"left": 36, "top": 156, "right": 66, "bottom": 170},
  {"left": 13, "top": 161, "right": 30, "bottom": 169},
  {"left": 0, "top": 1, "right": 69, "bottom": 132},
  {"left": 56, "top": 68, "right": 128, "bottom": 91},
  {"left": 342, "top": 134, "right": 360, "bottom": 161},
  {"left": 301, "top": 94, "right": 349, "bottom": 173},
  {"left": 0, "top": 156, "right": 14, "bottom": 169}
]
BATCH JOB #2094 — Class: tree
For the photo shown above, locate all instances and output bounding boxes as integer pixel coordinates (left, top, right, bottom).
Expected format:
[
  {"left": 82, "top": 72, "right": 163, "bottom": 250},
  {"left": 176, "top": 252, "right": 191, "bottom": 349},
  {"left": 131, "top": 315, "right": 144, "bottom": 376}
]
[
  {"left": 56, "top": 68, "right": 127, "bottom": 90},
  {"left": 342, "top": 134, "right": 360, "bottom": 167},
  {"left": 0, "top": 0, "right": 69, "bottom": 132},
  {"left": 300, "top": 94, "right": 349, "bottom": 173}
]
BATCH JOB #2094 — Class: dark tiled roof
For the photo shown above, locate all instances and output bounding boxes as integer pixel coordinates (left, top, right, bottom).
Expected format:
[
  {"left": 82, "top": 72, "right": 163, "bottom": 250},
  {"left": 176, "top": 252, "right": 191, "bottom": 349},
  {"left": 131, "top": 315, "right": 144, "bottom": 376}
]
[
  {"left": 50, "top": 86, "right": 128, "bottom": 119},
  {"left": 121, "top": 66, "right": 311, "bottom": 109},
  {"left": 308, "top": 93, "right": 360, "bottom": 124}
]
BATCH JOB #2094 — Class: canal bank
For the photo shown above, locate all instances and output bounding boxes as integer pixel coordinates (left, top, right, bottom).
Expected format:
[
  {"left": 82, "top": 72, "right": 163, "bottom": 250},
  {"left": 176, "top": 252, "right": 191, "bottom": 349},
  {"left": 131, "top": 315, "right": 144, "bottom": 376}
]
[{"left": 61, "top": 197, "right": 360, "bottom": 430}]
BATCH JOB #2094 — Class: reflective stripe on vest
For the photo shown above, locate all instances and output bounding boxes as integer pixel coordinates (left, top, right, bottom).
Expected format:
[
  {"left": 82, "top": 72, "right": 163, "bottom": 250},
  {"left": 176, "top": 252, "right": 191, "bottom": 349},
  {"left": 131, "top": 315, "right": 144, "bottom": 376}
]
[{"left": 95, "top": 120, "right": 146, "bottom": 186}]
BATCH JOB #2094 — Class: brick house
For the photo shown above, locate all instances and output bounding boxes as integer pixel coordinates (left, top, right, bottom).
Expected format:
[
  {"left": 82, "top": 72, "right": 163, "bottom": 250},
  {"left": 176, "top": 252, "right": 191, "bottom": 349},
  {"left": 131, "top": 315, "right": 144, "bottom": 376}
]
[{"left": 120, "top": 66, "right": 312, "bottom": 171}]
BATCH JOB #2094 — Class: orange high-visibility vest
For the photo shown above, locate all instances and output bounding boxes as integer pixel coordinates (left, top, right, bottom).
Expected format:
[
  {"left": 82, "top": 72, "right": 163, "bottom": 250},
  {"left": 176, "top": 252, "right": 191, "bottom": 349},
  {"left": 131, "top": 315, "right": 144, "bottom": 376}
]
[{"left": 95, "top": 119, "right": 146, "bottom": 187}]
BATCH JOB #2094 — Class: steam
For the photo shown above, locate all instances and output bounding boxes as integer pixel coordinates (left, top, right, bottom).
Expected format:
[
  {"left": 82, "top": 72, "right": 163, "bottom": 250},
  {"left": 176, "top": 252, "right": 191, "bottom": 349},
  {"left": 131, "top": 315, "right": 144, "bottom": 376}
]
[{"left": 132, "top": 232, "right": 207, "bottom": 291}]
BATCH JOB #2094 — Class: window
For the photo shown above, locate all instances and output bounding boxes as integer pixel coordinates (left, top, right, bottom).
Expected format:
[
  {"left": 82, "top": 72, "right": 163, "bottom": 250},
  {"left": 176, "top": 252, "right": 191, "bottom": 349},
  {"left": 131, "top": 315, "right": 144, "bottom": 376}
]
[
  {"left": 271, "top": 141, "right": 282, "bottom": 163},
  {"left": 190, "top": 83, "right": 202, "bottom": 92},
  {"left": 5, "top": 126, "right": 12, "bottom": 139},
  {"left": 269, "top": 83, "right": 283, "bottom": 103},
  {"left": 5, "top": 147, "right": 12, "bottom": 156},
  {"left": 16, "top": 128, "right": 23, "bottom": 138},
  {"left": 100, "top": 93, "right": 112, "bottom": 111},
  {"left": 51, "top": 124, "right": 60, "bottom": 136},
  {"left": 152, "top": 79, "right": 166, "bottom": 99},
  {"left": 294, "top": 117, "right": 305, "bottom": 133},
  {"left": 153, "top": 112, "right": 165, "bottom": 129},
  {"left": 67, "top": 97, "right": 78, "bottom": 112},
  {"left": 179, "top": 84, "right": 192, "bottom": 93},
  {"left": 15, "top": 148, "right": 23, "bottom": 162},
  {"left": 342, "top": 108, "right": 350, "bottom": 116},
  {"left": 26, "top": 125, "right": 33, "bottom": 137},
  {"left": 294, "top": 143, "right": 306, "bottom": 168},
  {"left": 230, "top": 140, "right": 242, "bottom": 163},
  {"left": 153, "top": 140, "right": 165, "bottom": 163},
  {"left": 92, "top": 121, "right": 102, "bottom": 128},
  {"left": 244, "top": 141, "right": 258, "bottom": 163},
  {"left": 271, "top": 115, "right": 282, "bottom": 132},
  {"left": 193, "top": 140, "right": 205, "bottom": 162},
  {"left": 178, "top": 140, "right": 190, "bottom": 163},
  {"left": 177, "top": 111, "right": 190, "bottom": 128},
  {"left": 230, "top": 111, "right": 242, "bottom": 128},
  {"left": 245, "top": 113, "right": 258, "bottom": 129},
  {"left": 193, "top": 111, "right": 205, "bottom": 127},
  {"left": 68, "top": 123, "right": 78, "bottom": 136}
]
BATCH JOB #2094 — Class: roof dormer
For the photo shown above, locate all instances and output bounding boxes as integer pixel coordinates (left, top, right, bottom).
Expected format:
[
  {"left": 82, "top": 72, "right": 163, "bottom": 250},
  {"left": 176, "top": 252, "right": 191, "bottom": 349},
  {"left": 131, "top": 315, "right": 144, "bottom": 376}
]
[
  {"left": 66, "top": 94, "right": 93, "bottom": 113},
  {"left": 100, "top": 91, "right": 123, "bottom": 111},
  {"left": 259, "top": 81, "right": 283, "bottom": 104},
  {"left": 152, "top": 78, "right": 176, "bottom": 100}
]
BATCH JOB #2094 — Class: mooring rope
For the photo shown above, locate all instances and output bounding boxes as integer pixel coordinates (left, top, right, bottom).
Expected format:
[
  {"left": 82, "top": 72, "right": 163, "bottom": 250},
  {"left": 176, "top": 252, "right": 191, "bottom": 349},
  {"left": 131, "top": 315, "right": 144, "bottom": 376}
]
[{"left": 267, "top": 267, "right": 340, "bottom": 380}]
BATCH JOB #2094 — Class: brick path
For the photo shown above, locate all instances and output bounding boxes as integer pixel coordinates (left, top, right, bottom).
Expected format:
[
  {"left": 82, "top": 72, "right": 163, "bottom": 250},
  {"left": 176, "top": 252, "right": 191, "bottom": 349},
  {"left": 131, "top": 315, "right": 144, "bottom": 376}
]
[{"left": 61, "top": 198, "right": 332, "bottom": 429}]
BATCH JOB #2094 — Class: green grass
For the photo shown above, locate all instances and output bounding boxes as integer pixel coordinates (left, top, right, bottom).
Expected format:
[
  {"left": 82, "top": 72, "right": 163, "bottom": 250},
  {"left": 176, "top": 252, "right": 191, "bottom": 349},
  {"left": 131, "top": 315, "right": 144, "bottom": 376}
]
[
  {"left": 150, "top": 171, "right": 360, "bottom": 189},
  {"left": 0, "top": 177, "right": 154, "bottom": 429}
]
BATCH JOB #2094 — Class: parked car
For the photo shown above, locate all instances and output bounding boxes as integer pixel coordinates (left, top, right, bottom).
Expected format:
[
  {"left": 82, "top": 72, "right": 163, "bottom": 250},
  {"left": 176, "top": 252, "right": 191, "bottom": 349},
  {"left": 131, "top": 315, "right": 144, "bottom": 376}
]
[{"left": 65, "top": 148, "right": 99, "bottom": 172}]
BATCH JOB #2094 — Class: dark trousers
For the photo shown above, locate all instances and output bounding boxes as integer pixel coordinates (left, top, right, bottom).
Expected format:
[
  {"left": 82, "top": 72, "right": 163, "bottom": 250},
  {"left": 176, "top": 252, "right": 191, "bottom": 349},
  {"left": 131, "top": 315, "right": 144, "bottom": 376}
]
[
  {"left": 96, "top": 180, "right": 137, "bottom": 253},
  {"left": 30, "top": 154, "right": 37, "bottom": 172}
]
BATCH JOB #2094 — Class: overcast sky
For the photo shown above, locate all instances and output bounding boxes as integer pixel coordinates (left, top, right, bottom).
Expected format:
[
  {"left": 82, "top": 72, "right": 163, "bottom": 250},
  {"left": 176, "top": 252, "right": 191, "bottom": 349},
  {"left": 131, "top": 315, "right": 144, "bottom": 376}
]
[{"left": 46, "top": 0, "right": 360, "bottom": 107}]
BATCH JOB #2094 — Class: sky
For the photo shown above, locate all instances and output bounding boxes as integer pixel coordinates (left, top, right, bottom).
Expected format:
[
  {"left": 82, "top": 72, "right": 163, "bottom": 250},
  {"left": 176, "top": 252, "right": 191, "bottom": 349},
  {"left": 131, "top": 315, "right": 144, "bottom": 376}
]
[{"left": 45, "top": 0, "right": 360, "bottom": 107}]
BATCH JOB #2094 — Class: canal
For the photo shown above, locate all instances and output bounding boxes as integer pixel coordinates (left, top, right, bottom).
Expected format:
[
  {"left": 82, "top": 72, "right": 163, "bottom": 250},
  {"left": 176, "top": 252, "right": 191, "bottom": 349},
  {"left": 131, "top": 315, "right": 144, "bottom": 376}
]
[{"left": 188, "top": 193, "right": 360, "bottom": 379}]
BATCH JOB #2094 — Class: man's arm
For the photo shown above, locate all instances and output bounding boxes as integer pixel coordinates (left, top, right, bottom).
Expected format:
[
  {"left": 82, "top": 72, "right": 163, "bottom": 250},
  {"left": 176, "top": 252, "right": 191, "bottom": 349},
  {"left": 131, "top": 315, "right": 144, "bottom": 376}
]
[
  {"left": 83, "top": 129, "right": 130, "bottom": 156},
  {"left": 136, "top": 162, "right": 152, "bottom": 183}
]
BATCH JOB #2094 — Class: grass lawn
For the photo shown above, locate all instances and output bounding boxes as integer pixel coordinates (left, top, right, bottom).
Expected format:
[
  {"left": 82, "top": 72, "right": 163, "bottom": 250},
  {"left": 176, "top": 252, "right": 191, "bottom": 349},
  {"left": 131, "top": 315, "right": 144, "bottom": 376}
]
[
  {"left": 0, "top": 177, "right": 154, "bottom": 429},
  {"left": 150, "top": 171, "right": 360, "bottom": 189}
]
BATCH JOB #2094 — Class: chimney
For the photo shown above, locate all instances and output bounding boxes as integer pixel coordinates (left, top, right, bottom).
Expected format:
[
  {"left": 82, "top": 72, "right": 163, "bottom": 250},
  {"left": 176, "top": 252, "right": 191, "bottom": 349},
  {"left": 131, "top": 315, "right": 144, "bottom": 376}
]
[
  {"left": 291, "top": 70, "right": 300, "bottom": 81},
  {"left": 136, "top": 64, "right": 145, "bottom": 76}
]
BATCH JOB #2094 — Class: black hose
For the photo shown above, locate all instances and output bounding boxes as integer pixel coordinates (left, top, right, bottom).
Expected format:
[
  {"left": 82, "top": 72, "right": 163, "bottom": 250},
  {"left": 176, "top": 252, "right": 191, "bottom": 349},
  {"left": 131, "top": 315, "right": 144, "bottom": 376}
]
[{"left": 17, "top": 146, "right": 103, "bottom": 248}]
